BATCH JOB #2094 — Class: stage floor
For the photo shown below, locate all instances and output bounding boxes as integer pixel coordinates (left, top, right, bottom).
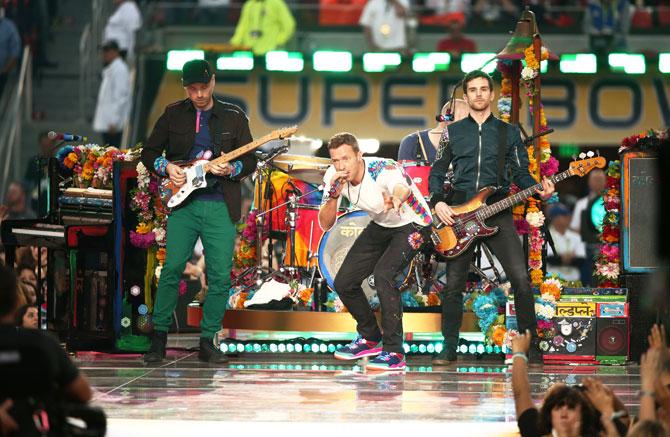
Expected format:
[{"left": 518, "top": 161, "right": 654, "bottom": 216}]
[{"left": 80, "top": 335, "right": 642, "bottom": 437}]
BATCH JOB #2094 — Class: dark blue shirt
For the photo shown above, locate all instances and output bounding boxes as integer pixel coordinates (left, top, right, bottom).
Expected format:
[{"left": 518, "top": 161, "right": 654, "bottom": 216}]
[
  {"left": 398, "top": 129, "right": 438, "bottom": 163},
  {"left": 189, "top": 109, "right": 225, "bottom": 202}
]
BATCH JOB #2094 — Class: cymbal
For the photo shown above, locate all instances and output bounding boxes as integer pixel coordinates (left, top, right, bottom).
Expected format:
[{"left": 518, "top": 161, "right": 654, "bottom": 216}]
[{"left": 273, "top": 154, "right": 332, "bottom": 184}]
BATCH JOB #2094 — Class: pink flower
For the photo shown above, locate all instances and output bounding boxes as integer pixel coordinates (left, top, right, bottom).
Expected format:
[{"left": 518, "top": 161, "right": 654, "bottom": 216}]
[
  {"left": 598, "top": 262, "right": 620, "bottom": 279},
  {"left": 537, "top": 320, "right": 553, "bottom": 330},
  {"left": 540, "top": 156, "right": 559, "bottom": 177},
  {"left": 130, "top": 231, "right": 156, "bottom": 249},
  {"left": 529, "top": 258, "right": 542, "bottom": 270},
  {"left": 179, "top": 280, "right": 187, "bottom": 296},
  {"left": 602, "top": 244, "right": 619, "bottom": 261},
  {"left": 515, "top": 219, "right": 530, "bottom": 235}
]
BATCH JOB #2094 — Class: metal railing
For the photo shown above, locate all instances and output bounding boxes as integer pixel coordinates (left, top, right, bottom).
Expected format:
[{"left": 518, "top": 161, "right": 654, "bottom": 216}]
[{"left": 0, "top": 45, "right": 33, "bottom": 196}]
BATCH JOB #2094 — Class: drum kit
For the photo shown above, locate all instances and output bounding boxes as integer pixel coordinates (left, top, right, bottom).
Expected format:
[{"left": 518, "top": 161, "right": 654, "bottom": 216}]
[{"left": 238, "top": 152, "right": 501, "bottom": 308}]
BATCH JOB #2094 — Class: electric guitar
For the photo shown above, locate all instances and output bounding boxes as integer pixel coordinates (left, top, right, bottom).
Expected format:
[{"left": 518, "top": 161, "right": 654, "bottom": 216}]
[
  {"left": 430, "top": 155, "right": 606, "bottom": 259},
  {"left": 161, "top": 125, "right": 298, "bottom": 208}
]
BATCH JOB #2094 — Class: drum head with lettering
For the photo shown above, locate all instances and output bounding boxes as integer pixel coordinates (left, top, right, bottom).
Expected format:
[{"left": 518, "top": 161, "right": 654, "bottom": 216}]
[{"left": 317, "top": 210, "right": 377, "bottom": 299}]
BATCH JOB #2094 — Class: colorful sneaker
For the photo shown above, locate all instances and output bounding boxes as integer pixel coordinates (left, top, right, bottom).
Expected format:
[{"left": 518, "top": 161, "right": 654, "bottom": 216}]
[
  {"left": 334, "top": 336, "right": 382, "bottom": 360},
  {"left": 366, "top": 351, "right": 406, "bottom": 371}
]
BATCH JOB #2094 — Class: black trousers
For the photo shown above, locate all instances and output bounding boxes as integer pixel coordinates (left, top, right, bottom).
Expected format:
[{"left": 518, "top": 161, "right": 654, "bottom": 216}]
[
  {"left": 441, "top": 210, "right": 537, "bottom": 349},
  {"left": 334, "top": 221, "right": 424, "bottom": 354}
]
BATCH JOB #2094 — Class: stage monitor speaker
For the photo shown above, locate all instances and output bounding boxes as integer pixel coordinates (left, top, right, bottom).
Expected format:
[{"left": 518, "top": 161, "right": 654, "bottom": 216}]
[
  {"left": 622, "top": 153, "right": 658, "bottom": 272},
  {"left": 596, "top": 303, "right": 629, "bottom": 361}
]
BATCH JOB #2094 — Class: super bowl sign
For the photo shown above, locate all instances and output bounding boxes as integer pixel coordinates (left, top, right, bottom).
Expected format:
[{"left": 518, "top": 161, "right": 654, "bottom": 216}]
[{"left": 148, "top": 71, "right": 670, "bottom": 145}]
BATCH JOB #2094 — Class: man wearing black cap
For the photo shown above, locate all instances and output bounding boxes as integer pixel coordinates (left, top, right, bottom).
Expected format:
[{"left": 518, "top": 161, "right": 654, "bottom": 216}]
[
  {"left": 93, "top": 40, "right": 130, "bottom": 148},
  {"left": 140, "top": 59, "right": 256, "bottom": 363}
]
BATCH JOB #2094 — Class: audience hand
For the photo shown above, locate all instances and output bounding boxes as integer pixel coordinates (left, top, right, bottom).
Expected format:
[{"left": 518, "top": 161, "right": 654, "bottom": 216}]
[
  {"left": 511, "top": 329, "right": 532, "bottom": 355},
  {"left": 648, "top": 324, "right": 667, "bottom": 350},
  {"left": 583, "top": 377, "right": 615, "bottom": 415},
  {"left": 0, "top": 399, "right": 18, "bottom": 437}
]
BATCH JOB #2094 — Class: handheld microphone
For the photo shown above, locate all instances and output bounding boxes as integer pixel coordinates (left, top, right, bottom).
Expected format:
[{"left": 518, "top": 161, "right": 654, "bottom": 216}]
[
  {"left": 327, "top": 178, "right": 344, "bottom": 198},
  {"left": 48, "top": 131, "right": 88, "bottom": 142}
]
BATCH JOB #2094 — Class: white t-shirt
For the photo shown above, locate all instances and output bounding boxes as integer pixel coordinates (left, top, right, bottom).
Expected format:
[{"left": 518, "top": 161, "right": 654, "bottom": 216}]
[
  {"left": 320, "top": 157, "right": 432, "bottom": 229},
  {"left": 104, "top": 1, "right": 142, "bottom": 59},
  {"left": 93, "top": 57, "right": 131, "bottom": 132},
  {"left": 569, "top": 195, "right": 590, "bottom": 232},
  {"left": 359, "top": 0, "right": 409, "bottom": 50},
  {"left": 547, "top": 225, "right": 586, "bottom": 282}
]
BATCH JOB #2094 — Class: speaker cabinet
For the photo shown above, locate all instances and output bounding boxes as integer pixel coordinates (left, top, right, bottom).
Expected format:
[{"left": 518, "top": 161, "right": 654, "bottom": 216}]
[{"left": 596, "top": 303, "right": 629, "bottom": 364}]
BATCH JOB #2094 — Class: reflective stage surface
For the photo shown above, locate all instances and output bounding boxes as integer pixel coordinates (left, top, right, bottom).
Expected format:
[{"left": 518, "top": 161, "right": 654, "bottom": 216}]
[{"left": 79, "top": 335, "right": 642, "bottom": 437}]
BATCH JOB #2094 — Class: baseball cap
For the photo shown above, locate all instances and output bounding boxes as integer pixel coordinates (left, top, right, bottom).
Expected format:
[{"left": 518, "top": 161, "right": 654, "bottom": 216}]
[
  {"left": 182, "top": 59, "right": 213, "bottom": 86},
  {"left": 549, "top": 203, "right": 571, "bottom": 220}
]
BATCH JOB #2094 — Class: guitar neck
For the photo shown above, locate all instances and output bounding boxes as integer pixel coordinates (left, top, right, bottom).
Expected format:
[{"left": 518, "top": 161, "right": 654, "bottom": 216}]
[
  {"left": 479, "top": 169, "right": 573, "bottom": 219},
  {"left": 202, "top": 133, "right": 279, "bottom": 173}
]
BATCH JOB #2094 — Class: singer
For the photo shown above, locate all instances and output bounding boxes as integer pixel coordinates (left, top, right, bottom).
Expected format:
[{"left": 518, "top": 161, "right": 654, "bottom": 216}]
[
  {"left": 318, "top": 132, "right": 432, "bottom": 371},
  {"left": 140, "top": 59, "right": 257, "bottom": 364}
]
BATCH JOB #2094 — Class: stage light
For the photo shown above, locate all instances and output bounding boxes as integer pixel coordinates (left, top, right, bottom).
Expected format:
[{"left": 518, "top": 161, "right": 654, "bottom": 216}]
[
  {"left": 287, "top": 344, "right": 295, "bottom": 352},
  {"left": 278, "top": 343, "right": 286, "bottom": 353},
  {"left": 295, "top": 344, "right": 303, "bottom": 352},
  {"left": 459, "top": 344, "right": 468, "bottom": 353},
  {"left": 217, "top": 51, "right": 254, "bottom": 71},
  {"left": 476, "top": 344, "right": 485, "bottom": 354},
  {"left": 609, "top": 53, "right": 645, "bottom": 74},
  {"left": 269, "top": 344, "right": 278, "bottom": 353},
  {"left": 412, "top": 52, "right": 451, "bottom": 73},
  {"left": 319, "top": 344, "right": 328, "bottom": 353},
  {"left": 219, "top": 342, "right": 227, "bottom": 352},
  {"left": 494, "top": 345, "right": 502, "bottom": 354},
  {"left": 311, "top": 344, "right": 319, "bottom": 353},
  {"left": 253, "top": 343, "right": 261, "bottom": 353},
  {"left": 435, "top": 343, "right": 443, "bottom": 353},
  {"left": 427, "top": 343, "right": 435, "bottom": 353},
  {"left": 363, "top": 52, "right": 402, "bottom": 72},
  {"left": 327, "top": 344, "right": 336, "bottom": 353},
  {"left": 418, "top": 344, "right": 427, "bottom": 353},
  {"left": 313, "top": 51, "right": 353, "bottom": 72},
  {"left": 235, "top": 344, "right": 243, "bottom": 353},
  {"left": 485, "top": 345, "right": 493, "bottom": 354},
  {"left": 130, "top": 285, "right": 141, "bottom": 296},
  {"left": 358, "top": 138, "right": 380, "bottom": 154},
  {"left": 559, "top": 54, "right": 597, "bottom": 74},
  {"left": 403, "top": 343, "right": 410, "bottom": 354},
  {"left": 166, "top": 50, "right": 205, "bottom": 71},
  {"left": 460, "top": 53, "right": 497, "bottom": 74},
  {"left": 410, "top": 344, "right": 419, "bottom": 353},
  {"left": 245, "top": 344, "right": 253, "bottom": 352},
  {"left": 661, "top": 54, "right": 670, "bottom": 73},
  {"left": 138, "top": 304, "right": 148, "bottom": 315},
  {"left": 468, "top": 344, "right": 477, "bottom": 354},
  {"left": 265, "top": 51, "right": 304, "bottom": 72}
]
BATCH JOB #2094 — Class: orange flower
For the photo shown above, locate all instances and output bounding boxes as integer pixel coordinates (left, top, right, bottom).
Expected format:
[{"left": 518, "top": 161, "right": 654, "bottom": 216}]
[
  {"left": 530, "top": 269, "right": 544, "bottom": 285},
  {"left": 156, "top": 247, "right": 166, "bottom": 263},
  {"left": 298, "top": 288, "right": 313, "bottom": 303},
  {"left": 492, "top": 326, "right": 507, "bottom": 346},
  {"left": 427, "top": 292, "right": 441, "bottom": 306},
  {"left": 136, "top": 222, "right": 152, "bottom": 234},
  {"left": 540, "top": 283, "right": 561, "bottom": 300},
  {"left": 236, "top": 292, "right": 248, "bottom": 309}
]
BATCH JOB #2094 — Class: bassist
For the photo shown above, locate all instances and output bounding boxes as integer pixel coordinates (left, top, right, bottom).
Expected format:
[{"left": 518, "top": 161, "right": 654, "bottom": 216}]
[
  {"left": 428, "top": 70, "right": 554, "bottom": 365},
  {"left": 140, "top": 59, "right": 257, "bottom": 363}
]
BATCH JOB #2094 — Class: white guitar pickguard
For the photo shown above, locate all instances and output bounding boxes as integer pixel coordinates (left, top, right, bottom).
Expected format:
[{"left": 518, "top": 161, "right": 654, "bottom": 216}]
[{"left": 167, "top": 160, "right": 209, "bottom": 208}]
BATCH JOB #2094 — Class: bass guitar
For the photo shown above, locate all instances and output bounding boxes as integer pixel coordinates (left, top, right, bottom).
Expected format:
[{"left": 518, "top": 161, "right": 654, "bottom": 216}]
[
  {"left": 430, "top": 155, "right": 606, "bottom": 259},
  {"left": 161, "top": 125, "right": 298, "bottom": 208}
]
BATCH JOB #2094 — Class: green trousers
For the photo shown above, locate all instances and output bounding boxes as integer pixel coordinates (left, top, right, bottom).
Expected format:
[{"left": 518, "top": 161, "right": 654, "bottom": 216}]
[{"left": 152, "top": 199, "right": 236, "bottom": 338}]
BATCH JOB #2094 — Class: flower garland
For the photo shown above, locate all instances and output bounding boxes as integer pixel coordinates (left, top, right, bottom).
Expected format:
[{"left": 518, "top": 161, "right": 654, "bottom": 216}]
[
  {"left": 619, "top": 128, "right": 669, "bottom": 155},
  {"left": 497, "top": 45, "right": 555, "bottom": 287},
  {"left": 594, "top": 161, "right": 621, "bottom": 287},
  {"left": 464, "top": 281, "right": 509, "bottom": 347},
  {"left": 55, "top": 144, "right": 138, "bottom": 189}
]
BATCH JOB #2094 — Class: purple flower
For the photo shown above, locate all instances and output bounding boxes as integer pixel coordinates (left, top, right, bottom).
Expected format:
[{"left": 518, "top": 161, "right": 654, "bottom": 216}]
[
  {"left": 515, "top": 219, "right": 530, "bottom": 235},
  {"left": 540, "top": 156, "right": 559, "bottom": 177}
]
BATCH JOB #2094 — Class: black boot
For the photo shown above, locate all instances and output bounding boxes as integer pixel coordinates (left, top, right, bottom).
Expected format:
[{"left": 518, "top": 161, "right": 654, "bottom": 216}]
[
  {"left": 431, "top": 343, "right": 458, "bottom": 366},
  {"left": 199, "top": 337, "right": 229, "bottom": 364},
  {"left": 528, "top": 337, "right": 544, "bottom": 365},
  {"left": 143, "top": 331, "right": 167, "bottom": 363}
]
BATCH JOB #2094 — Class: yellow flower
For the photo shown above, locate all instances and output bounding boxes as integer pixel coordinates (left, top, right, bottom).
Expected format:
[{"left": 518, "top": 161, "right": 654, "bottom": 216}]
[
  {"left": 492, "top": 326, "right": 507, "bottom": 346},
  {"left": 136, "top": 222, "right": 153, "bottom": 234}
]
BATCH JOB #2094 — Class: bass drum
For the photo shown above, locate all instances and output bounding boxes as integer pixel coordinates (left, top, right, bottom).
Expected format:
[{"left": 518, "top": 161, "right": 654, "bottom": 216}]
[{"left": 317, "top": 210, "right": 410, "bottom": 300}]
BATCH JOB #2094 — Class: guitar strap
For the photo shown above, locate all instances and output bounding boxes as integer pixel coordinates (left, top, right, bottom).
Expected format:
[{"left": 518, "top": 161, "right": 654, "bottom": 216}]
[
  {"left": 497, "top": 122, "right": 507, "bottom": 188},
  {"left": 416, "top": 131, "right": 429, "bottom": 162}
]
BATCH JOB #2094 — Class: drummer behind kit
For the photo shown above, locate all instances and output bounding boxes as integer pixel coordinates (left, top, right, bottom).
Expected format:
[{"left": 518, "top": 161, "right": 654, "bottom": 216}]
[{"left": 160, "top": 126, "right": 298, "bottom": 208}]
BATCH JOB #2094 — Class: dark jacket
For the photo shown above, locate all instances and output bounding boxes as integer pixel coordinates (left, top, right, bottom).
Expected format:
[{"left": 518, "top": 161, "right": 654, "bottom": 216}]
[
  {"left": 428, "top": 113, "right": 537, "bottom": 205},
  {"left": 140, "top": 98, "right": 256, "bottom": 222}
]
